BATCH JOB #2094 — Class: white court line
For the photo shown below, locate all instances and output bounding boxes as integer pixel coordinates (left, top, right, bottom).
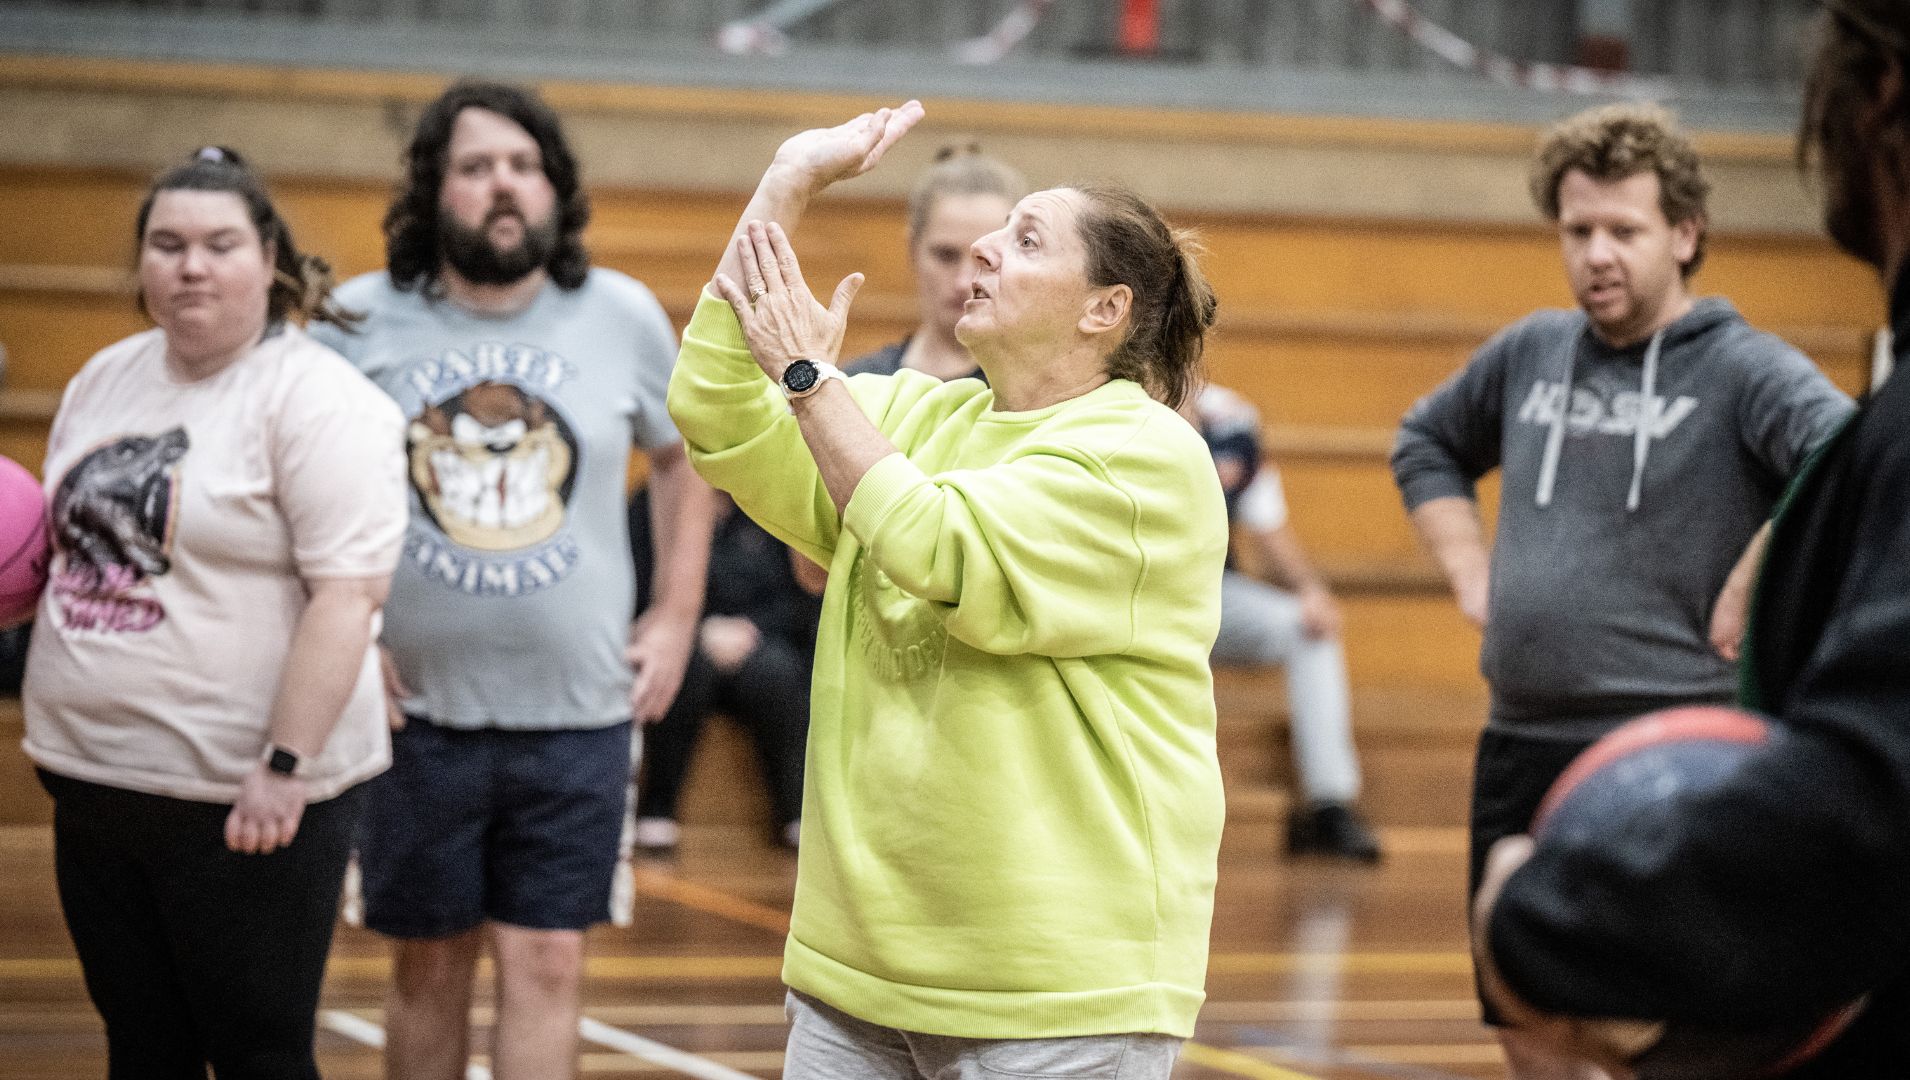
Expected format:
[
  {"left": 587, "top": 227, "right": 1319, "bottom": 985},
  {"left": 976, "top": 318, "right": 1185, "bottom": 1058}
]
[
  {"left": 318, "top": 1010, "right": 385, "bottom": 1047},
  {"left": 319, "top": 1008, "right": 756, "bottom": 1080},
  {"left": 579, "top": 1016, "right": 762, "bottom": 1080},
  {"left": 320, "top": 1010, "right": 494, "bottom": 1080}
]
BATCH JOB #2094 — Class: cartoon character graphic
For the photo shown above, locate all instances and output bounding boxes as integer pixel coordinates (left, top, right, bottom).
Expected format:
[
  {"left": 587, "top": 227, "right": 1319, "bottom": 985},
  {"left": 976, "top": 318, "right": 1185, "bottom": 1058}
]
[
  {"left": 50, "top": 426, "right": 189, "bottom": 634},
  {"left": 407, "top": 380, "right": 577, "bottom": 552}
]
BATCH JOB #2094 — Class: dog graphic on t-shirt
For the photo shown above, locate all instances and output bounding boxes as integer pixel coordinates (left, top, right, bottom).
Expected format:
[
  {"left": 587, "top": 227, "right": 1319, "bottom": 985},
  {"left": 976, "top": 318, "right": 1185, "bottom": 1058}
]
[{"left": 48, "top": 426, "right": 188, "bottom": 633}]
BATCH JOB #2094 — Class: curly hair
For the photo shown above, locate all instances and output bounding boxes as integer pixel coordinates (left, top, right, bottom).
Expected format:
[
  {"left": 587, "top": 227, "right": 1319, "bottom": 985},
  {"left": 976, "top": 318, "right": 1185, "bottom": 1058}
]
[
  {"left": 385, "top": 81, "right": 591, "bottom": 294},
  {"left": 135, "top": 146, "right": 359, "bottom": 329},
  {"left": 1530, "top": 103, "right": 1711, "bottom": 278}
]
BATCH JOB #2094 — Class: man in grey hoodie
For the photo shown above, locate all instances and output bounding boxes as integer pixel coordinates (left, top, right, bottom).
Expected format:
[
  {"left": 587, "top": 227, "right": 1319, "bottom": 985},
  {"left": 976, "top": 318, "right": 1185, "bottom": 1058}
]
[{"left": 1390, "top": 102, "right": 1853, "bottom": 1080}]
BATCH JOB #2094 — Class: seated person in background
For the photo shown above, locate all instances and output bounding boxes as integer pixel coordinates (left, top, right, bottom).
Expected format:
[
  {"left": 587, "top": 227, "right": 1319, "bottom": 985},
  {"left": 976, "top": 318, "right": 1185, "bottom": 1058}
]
[
  {"left": 1194, "top": 385, "right": 1381, "bottom": 862},
  {"left": 628, "top": 486, "right": 821, "bottom": 852}
]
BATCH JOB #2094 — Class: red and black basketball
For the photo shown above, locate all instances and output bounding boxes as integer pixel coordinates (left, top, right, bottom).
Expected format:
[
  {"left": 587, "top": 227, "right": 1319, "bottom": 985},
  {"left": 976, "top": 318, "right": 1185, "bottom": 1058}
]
[{"left": 1530, "top": 706, "right": 1866, "bottom": 1080}]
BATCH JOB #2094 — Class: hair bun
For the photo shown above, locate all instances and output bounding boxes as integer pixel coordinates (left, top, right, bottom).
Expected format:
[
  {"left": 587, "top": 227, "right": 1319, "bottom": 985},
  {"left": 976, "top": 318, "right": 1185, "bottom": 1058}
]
[{"left": 192, "top": 146, "right": 248, "bottom": 168}]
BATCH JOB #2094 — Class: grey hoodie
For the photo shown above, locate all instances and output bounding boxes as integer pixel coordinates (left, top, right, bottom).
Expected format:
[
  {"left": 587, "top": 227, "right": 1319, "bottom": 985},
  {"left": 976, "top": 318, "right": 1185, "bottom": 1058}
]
[{"left": 1392, "top": 298, "right": 1853, "bottom": 732}]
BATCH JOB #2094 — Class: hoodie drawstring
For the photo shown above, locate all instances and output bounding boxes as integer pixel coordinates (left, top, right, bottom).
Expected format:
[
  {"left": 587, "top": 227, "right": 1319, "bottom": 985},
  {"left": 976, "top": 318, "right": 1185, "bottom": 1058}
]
[
  {"left": 1626, "top": 328, "right": 1665, "bottom": 511},
  {"left": 1534, "top": 326, "right": 1576, "bottom": 509},
  {"left": 1535, "top": 322, "right": 1666, "bottom": 513}
]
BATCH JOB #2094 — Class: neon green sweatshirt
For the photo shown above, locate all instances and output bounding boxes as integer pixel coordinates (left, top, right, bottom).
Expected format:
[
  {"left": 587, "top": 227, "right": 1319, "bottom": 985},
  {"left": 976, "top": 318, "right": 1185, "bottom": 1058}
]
[{"left": 667, "top": 292, "right": 1228, "bottom": 1039}]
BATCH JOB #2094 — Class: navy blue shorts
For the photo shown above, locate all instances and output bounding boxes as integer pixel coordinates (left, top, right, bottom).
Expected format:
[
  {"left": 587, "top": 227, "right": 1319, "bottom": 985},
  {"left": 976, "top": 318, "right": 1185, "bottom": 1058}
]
[{"left": 358, "top": 717, "right": 632, "bottom": 938}]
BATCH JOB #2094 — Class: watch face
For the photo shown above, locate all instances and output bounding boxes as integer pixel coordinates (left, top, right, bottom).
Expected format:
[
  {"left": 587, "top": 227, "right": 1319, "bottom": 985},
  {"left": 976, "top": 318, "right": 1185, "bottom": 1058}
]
[
  {"left": 784, "top": 361, "right": 820, "bottom": 394},
  {"left": 268, "top": 746, "right": 300, "bottom": 776}
]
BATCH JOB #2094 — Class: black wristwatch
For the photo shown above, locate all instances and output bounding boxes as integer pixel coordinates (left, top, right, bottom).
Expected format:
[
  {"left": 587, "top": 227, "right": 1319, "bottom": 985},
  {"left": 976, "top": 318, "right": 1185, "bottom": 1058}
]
[
  {"left": 779, "top": 358, "right": 844, "bottom": 400},
  {"left": 264, "top": 744, "right": 302, "bottom": 777}
]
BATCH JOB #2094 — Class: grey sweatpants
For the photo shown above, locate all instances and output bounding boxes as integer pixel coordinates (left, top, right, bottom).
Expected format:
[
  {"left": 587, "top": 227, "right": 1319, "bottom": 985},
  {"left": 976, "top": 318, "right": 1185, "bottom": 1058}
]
[
  {"left": 1211, "top": 569, "right": 1362, "bottom": 803},
  {"left": 782, "top": 991, "right": 1183, "bottom": 1080}
]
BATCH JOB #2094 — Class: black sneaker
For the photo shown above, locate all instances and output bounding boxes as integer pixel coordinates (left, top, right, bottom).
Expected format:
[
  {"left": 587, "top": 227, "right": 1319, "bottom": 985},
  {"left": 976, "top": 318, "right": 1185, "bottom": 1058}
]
[{"left": 1286, "top": 801, "right": 1383, "bottom": 863}]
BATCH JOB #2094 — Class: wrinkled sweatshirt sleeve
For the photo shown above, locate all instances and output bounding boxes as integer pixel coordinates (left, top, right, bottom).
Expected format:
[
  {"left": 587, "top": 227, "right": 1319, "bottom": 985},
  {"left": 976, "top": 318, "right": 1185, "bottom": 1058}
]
[
  {"left": 667, "top": 290, "right": 906, "bottom": 567},
  {"left": 1734, "top": 334, "right": 1856, "bottom": 482},
  {"left": 1391, "top": 329, "right": 1513, "bottom": 510},
  {"left": 841, "top": 413, "right": 1219, "bottom": 658},
  {"left": 1488, "top": 431, "right": 1910, "bottom": 1028}
]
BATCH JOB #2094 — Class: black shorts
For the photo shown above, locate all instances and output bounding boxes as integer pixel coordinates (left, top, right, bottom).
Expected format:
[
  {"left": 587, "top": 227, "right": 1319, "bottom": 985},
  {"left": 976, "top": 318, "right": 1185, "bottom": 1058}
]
[
  {"left": 1467, "top": 726, "right": 1602, "bottom": 1026},
  {"left": 358, "top": 717, "right": 632, "bottom": 938}
]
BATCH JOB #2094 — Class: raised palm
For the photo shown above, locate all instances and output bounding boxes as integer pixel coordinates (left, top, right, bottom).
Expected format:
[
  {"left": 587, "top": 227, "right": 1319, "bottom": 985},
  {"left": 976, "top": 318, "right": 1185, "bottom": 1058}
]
[{"left": 771, "top": 100, "right": 926, "bottom": 190}]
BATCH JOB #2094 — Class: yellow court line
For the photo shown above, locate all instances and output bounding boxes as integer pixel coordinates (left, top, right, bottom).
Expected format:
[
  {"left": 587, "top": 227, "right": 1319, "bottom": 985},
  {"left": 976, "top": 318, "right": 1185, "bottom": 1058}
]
[
  {"left": 1181, "top": 1041, "right": 1321, "bottom": 1080},
  {"left": 630, "top": 868, "right": 793, "bottom": 936},
  {"left": 1344, "top": 1043, "right": 1506, "bottom": 1065}
]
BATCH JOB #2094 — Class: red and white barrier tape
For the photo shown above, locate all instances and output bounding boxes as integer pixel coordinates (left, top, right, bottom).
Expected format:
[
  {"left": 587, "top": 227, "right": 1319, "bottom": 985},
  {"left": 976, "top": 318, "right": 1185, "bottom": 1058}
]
[
  {"left": 716, "top": 0, "right": 850, "bottom": 57},
  {"left": 950, "top": 0, "right": 1062, "bottom": 64},
  {"left": 719, "top": 0, "right": 1057, "bottom": 63},
  {"left": 1361, "top": 0, "right": 1672, "bottom": 97},
  {"left": 952, "top": 0, "right": 1060, "bottom": 64}
]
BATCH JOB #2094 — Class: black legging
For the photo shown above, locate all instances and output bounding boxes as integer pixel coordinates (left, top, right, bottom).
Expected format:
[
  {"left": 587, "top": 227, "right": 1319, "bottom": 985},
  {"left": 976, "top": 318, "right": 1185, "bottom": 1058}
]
[
  {"left": 40, "top": 770, "right": 365, "bottom": 1080},
  {"left": 637, "top": 638, "right": 810, "bottom": 829}
]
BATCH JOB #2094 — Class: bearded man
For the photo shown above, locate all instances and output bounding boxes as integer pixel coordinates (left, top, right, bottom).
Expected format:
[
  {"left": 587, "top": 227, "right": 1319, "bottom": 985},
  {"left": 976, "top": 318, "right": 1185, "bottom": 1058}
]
[{"left": 313, "top": 80, "right": 712, "bottom": 1080}]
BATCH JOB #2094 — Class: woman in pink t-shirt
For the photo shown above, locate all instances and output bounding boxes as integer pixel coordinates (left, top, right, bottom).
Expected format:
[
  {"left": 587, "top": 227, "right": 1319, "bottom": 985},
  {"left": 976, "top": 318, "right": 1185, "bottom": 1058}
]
[{"left": 22, "top": 148, "right": 407, "bottom": 1077}]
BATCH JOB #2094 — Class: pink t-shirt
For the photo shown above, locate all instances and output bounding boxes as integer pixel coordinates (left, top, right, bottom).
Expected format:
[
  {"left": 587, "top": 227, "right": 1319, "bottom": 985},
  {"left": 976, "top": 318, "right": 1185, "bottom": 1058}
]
[{"left": 23, "top": 325, "right": 407, "bottom": 803}]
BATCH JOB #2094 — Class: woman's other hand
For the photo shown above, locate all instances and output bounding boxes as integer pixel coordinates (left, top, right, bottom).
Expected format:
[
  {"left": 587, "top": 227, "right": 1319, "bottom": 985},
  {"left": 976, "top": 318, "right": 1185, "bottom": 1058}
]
[
  {"left": 225, "top": 763, "right": 309, "bottom": 855},
  {"left": 716, "top": 221, "right": 864, "bottom": 379}
]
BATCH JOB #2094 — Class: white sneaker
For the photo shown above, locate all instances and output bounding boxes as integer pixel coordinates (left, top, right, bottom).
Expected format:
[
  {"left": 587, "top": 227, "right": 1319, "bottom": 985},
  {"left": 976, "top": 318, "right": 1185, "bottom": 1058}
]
[
  {"left": 779, "top": 820, "right": 801, "bottom": 850},
  {"left": 631, "top": 816, "right": 681, "bottom": 851}
]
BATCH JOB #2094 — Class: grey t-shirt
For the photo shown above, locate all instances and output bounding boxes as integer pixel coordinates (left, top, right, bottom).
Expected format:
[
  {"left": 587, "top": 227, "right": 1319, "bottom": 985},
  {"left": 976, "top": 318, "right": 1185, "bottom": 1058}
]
[
  {"left": 313, "top": 269, "right": 680, "bottom": 730},
  {"left": 1392, "top": 298, "right": 1854, "bottom": 734}
]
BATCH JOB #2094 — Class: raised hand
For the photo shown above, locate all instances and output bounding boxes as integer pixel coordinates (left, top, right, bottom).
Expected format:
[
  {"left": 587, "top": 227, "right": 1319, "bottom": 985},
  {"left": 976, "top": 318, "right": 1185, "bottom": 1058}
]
[
  {"left": 712, "top": 101, "right": 923, "bottom": 308},
  {"left": 769, "top": 101, "right": 926, "bottom": 193}
]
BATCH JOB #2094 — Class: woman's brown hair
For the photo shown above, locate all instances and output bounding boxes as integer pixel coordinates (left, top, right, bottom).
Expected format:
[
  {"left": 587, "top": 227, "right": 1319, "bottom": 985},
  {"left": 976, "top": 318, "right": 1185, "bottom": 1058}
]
[
  {"left": 1071, "top": 184, "right": 1217, "bottom": 411},
  {"left": 135, "top": 146, "right": 359, "bottom": 329}
]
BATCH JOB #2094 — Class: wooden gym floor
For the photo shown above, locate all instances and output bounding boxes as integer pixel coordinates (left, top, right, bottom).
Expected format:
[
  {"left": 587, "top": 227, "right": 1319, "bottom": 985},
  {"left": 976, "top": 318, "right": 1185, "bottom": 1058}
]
[{"left": 0, "top": 751, "right": 1504, "bottom": 1080}]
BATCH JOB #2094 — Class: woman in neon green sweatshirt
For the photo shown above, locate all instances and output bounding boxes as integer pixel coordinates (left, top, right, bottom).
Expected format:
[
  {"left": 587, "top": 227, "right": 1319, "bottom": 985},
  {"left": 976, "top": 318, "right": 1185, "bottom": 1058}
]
[{"left": 666, "top": 102, "right": 1230, "bottom": 1079}]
